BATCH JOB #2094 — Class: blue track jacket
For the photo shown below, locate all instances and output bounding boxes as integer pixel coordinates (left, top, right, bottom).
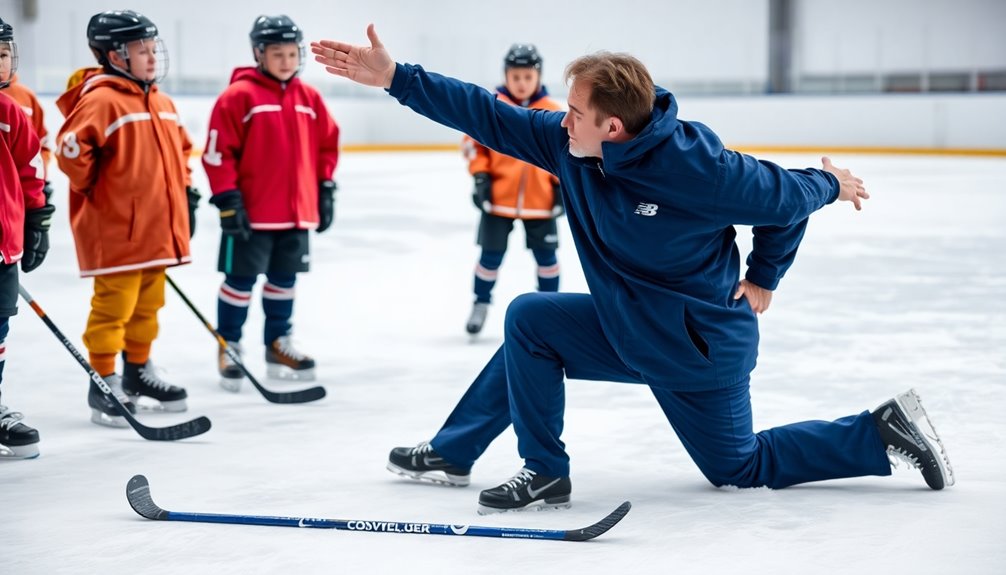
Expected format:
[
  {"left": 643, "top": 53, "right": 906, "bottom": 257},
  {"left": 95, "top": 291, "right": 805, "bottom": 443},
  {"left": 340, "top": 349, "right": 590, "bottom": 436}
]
[{"left": 389, "top": 63, "right": 839, "bottom": 390}]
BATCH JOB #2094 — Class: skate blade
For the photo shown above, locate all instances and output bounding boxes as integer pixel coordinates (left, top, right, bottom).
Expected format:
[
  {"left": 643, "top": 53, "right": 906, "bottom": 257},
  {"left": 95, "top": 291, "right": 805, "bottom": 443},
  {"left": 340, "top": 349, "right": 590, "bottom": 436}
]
[
  {"left": 476, "top": 498, "right": 572, "bottom": 516},
  {"left": 0, "top": 443, "right": 40, "bottom": 459},
  {"left": 90, "top": 409, "right": 130, "bottom": 428},
  {"left": 129, "top": 397, "right": 188, "bottom": 413},
  {"left": 219, "top": 376, "right": 243, "bottom": 393},
  {"left": 386, "top": 462, "right": 470, "bottom": 487},
  {"left": 896, "top": 389, "right": 955, "bottom": 487},
  {"left": 266, "top": 364, "right": 316, "bottom": 382}
]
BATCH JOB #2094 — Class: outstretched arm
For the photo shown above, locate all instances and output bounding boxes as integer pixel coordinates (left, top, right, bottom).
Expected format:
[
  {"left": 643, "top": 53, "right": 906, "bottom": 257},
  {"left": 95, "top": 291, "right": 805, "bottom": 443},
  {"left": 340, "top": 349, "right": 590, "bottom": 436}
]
[
  {"left": 312, "top": 25, "right": 564, "bottom": 175},
  {"left": 311, "top": 24, "right": 395, "bottom": 89},
  {"left": 728, "top": 156, "right": 869, "bottom": 312}
]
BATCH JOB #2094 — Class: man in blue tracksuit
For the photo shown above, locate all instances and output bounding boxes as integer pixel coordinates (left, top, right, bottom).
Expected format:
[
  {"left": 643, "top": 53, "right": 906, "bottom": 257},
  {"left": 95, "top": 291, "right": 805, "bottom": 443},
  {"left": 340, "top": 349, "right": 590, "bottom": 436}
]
[{"left": 312, "top": 27, "right": 955, "bottom": 514}]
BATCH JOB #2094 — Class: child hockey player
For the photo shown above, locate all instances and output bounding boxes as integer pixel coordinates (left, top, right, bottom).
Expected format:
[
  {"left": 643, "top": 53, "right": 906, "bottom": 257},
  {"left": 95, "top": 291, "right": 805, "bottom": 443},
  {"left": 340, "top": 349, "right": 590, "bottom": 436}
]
[
  {"left": 56, "top": 10, "right": 199, "bottom": 426},
  {"left": 0, "top": 16, "right": 52, "bottom": 458},
  {"left": 462, "top": 44, "right": 563, "bottom": 335},
  {"left": 0, "top": 25, "right": 52, "bottom": 203},
  {"left": 203, "top": 15, "right": 340, "bottom": 390}
]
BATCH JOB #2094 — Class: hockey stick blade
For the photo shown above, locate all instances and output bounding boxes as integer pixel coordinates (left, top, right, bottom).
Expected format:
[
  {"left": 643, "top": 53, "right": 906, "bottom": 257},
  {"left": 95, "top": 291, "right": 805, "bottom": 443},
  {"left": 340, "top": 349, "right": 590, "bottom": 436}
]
[
  {"left": 127, "top": 475, "right": 630, "bottom": 542},
  {"left": 166, "top": 275, "right": 326, "bottom": 404},
  {"left": 19, "top": 286, "right": 212, "bottom": 441}
]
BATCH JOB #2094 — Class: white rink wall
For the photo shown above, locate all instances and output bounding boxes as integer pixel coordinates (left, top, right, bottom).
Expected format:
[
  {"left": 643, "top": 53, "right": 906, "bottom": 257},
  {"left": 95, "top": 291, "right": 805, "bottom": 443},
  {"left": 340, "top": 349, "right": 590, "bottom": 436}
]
[{"left": 37, "top": 92, "right": 1006, "bottom": 151}]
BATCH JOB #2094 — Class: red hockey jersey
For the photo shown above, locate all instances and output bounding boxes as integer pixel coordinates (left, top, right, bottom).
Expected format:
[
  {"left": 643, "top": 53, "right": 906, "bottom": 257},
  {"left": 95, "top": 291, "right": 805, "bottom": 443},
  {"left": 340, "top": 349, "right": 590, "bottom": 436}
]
[
  {"left": 0, "top": 96, "right": 45, "bottom": 264},
  {"left": 202, "top": 67, "right": 340, "bottom": 229}
]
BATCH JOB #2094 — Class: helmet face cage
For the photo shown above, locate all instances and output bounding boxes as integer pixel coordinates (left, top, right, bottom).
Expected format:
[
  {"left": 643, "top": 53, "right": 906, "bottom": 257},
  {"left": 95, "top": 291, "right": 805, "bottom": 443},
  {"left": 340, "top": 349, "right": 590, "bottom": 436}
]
[
  {"left": 107, "top": 36, "right": 169, "bottom": 85},
  {"left": 0, "top": 40, "right": 17, "bottom": 88}
]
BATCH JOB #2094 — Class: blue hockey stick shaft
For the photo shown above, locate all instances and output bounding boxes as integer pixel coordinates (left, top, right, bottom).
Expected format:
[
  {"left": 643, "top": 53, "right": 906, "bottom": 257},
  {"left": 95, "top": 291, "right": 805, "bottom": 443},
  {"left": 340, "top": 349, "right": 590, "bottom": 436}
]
[{"left": 127, "top": 475, "right": 629, "bottom": 541}]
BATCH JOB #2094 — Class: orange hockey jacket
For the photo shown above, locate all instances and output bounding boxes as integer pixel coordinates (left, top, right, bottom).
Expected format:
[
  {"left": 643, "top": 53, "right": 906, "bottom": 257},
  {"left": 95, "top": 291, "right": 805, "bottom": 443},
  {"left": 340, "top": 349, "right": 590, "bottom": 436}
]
[
  {"left": 462, "top": 88, "right": 561, "bottom": 219},
  {"left": 1, "top": 75, "right": 51, "bottom": 177},
  {"left": 56, "top": 69, "right": 193, "bottom": 277}
]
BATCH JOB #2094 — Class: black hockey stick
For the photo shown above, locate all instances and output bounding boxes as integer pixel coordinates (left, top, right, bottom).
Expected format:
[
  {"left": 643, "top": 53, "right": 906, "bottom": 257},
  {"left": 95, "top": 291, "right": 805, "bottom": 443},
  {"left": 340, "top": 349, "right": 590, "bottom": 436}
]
[
  {"left": 127, "top": 474, "right": 630, "bottom": 541},
  {"left": 17, "top": 286, "right": 211, "bottom": 441},
  {"left": 165, "top": 275, "right": 325, "bottom": 404}
]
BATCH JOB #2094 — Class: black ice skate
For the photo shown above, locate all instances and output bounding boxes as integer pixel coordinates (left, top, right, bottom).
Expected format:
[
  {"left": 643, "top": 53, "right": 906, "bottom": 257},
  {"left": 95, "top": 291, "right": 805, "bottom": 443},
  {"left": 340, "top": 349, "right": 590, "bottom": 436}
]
[
  {"left": 122, "top": 360, "right": 188, "bottom": 412},
  {"left": 266, "top": 336, "right": 316, "bottom": 381},
  {"left": 477, "top": 467, "right": 571, "bottom": 515},
  {"left": 387, "top": 441, "right": 471, "bottom": 486},
  {"left": 872, "top": 388, "right": 954, "bottom": 490},
  {"left": 0, "top": 403, "right": 40, "bottom": 460},
  {"left": 88, "top": 374, "right": 136, "bottom": 428},
  {"left": 466, "top": 302, "right": 489, "bottom": 335},
  {"left": 218, "top": 342, "right": 245, "bottom": 392}
]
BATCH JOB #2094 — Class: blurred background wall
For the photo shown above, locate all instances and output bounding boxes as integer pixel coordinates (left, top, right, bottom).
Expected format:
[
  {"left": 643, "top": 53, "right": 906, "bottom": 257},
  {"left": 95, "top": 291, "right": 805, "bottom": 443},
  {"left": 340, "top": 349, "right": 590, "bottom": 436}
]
[{"left": 3, "top": 0, "right": 1004, "bottom": 151}]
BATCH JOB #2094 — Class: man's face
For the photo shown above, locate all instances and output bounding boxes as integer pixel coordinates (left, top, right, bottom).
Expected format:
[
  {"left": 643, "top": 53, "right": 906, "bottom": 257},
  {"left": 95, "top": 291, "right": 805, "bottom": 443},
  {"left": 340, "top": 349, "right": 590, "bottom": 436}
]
[
  {"left": 260, "top": 43, "right": 300, "bottom": 81},
  {"left": 0, "top": 42, "right": 14, "bottom": 83},
  {"left": 111, "top": 38, "right": 159, "bottom": 82},
  {"left": 504, "top": 67, "right": 539, "bottom": 101},
  {"left": 561, "top": 80, "right": 609, "bottom": 159}
]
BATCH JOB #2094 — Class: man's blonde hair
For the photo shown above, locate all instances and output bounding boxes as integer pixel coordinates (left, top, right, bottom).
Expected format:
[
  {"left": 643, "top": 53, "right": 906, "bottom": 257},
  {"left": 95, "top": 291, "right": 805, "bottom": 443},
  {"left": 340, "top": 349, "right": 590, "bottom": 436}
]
[{"left": 564, "top": 52, "right": 655, "bottom": 135}]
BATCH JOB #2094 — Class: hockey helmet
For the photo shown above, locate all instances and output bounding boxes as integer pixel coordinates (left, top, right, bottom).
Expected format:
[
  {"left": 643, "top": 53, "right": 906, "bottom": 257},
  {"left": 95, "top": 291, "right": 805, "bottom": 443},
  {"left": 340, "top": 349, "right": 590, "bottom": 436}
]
[
  {"left": 504, "top": 44, "right": 542, "bottom": 71},
  {"left": 250, "top": 15, "right": 303, "bottom": 48},
  {"left": 0, "top": 16, "right": 17, "bottom": 89},
  {"left": 86, "top": 10, "right": 167, "bottom": 83}
]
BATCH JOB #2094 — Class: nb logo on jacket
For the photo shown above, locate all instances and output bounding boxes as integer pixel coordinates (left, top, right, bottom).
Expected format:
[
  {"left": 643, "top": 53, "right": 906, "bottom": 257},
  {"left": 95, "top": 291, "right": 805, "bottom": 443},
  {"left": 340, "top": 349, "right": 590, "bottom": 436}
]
[{"left": 634, "top": 202, "right": 658, "bottom": 216}]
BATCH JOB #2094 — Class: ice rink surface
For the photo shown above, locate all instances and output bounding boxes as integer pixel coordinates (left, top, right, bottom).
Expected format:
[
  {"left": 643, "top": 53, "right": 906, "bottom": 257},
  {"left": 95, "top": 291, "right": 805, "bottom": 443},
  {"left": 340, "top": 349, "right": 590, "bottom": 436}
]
[{"left": 3, "top": 151, "right": 1004, "bottom": 574}]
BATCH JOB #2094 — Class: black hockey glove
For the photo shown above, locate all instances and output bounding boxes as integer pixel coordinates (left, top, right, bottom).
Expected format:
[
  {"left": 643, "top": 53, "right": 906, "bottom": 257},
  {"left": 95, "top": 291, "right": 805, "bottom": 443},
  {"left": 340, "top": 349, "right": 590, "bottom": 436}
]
[
  {"left": 22, "top": 203, "right": 56, "bottom": 273},
  {"left": 209, "top": 190, "right": 252, "bottom": 241},
  {"left": 186, "top": 186, "right": 201, "bottom": 238},
  {"left": 472, "top": 172, "right": 492, "bottom": 212},
  {"left": 551, "top": 182, "right": 565, "bottom": 218},
  {"left": 42, "top": 180, "right": 55, "bottom": 203},
  {"left": 317, "top": 179, "right": 337, "bottom": 233}
]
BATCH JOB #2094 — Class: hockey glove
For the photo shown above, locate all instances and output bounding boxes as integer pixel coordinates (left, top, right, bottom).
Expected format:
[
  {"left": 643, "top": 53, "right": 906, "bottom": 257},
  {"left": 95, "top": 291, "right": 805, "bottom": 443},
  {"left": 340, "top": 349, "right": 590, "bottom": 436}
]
[
  {"left": 472, "top": 172, "right": 492, "bottom": 212},
  {"left": 21, "top": 203, "right": 56, "bottom": 273},
  {"left": 210, "top": 190, "right": 252, "bottom": 241},
  {"left": 317, "top": 180, "right": 337, "bottom": 233},
  {"left": 42, "top": 180, "right": 55, "bottom": 203},
  {"left": 551, "top": 182, "right": 565, "bottom": 218},
  {"left": 186, "top": 186, "right": 201, "bottom": 238}
]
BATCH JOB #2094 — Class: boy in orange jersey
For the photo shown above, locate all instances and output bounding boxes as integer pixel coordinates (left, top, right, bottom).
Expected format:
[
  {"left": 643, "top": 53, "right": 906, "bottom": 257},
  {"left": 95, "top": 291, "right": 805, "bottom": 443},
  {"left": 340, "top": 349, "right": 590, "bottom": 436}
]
[
  {"left": 0, "top": 16, "right": 51, "bottom": 459},
  {"left": 203, "top": 15, "right": 339, "bottom": 390},
  {"left": 462, "top": 44, "right": 563, "bottom": 336},
  {"left": 56, "top": 10, "right": 199, "bottom": 427}
]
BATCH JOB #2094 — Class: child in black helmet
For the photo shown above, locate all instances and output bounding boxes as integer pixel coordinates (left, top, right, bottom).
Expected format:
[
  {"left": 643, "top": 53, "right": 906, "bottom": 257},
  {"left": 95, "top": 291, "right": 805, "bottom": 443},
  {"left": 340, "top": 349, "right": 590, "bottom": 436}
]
[
  {"left": 203, "top": 15, "right": 340, "bottom": 390},
  {"left": 0, "top": 15, "right": 52, "bottom": 458},
  {"left": 56, "top": 10, "right": 196, "bottom": 425},
  {"left": 462, "top": 44, "right": 564, "bottom": 336}
]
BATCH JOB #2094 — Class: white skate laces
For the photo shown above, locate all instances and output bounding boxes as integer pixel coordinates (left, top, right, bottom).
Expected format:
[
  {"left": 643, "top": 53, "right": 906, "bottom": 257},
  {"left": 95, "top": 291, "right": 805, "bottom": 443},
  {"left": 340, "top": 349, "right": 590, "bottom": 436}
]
[
  {"left": 274, "top": 335, "right": 308, "bottom": 361},
  {"left": 0, "top": 405, "right": 26, "bottom": 429},
  {"left": 139, "top": 362, "right": 173, "bottom": 391},
  {"left": 501, "top": 468, "right": 537, "bottom": 491},
  {"left": 411, "top": 441, "right": 435, "bottom": 456},
  {"left": 886, "top": 446, "right": 920, "bottom": 470}
]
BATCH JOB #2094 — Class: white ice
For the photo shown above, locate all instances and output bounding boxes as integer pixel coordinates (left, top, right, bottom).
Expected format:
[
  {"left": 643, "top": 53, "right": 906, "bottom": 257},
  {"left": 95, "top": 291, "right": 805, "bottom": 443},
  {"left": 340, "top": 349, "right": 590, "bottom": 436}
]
[{"left": 3, "top": 151, "right": 1005, "bottom": 574}]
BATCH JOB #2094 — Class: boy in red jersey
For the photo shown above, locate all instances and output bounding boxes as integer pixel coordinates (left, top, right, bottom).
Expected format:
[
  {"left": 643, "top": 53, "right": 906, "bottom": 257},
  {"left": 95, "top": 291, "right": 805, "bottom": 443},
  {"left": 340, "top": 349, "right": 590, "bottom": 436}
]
[
  {"left": 203, "top": 15, "right": 340, "bottom": 390},
  {"left": 0, "top": 16, "right": 52, "bottom": 458}
]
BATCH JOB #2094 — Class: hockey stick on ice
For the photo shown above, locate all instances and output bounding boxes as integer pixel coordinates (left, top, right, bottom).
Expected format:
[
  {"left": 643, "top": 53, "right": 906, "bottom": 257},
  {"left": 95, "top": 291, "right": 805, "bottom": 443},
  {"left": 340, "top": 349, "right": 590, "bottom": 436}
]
[
  {"left": 17, "top": 286, "right": 212, "bottom": 441},
  {"left": 127, "top": 474, "right": 630, "bottom": 542},
  {"left": 165, "top": 275, "right": 326, "bottom": 404}
]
